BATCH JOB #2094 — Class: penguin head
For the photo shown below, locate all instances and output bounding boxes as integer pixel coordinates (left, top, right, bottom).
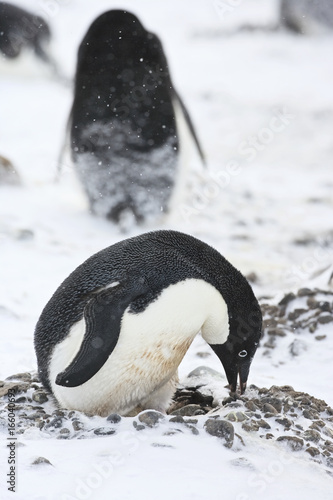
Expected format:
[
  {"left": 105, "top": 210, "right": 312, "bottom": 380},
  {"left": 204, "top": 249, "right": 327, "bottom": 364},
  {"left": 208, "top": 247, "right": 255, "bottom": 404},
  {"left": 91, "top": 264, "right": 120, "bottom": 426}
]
[{"left": 210, "top": 301, "right": 262, "bottom": 394}]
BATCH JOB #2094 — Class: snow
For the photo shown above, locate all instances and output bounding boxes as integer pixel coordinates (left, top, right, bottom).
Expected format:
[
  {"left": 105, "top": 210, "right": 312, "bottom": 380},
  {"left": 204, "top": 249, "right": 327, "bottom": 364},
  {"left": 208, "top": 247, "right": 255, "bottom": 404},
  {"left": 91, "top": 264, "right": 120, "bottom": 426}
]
[{"left": 1, "top": 0, "right": 333, "bottom": 499}]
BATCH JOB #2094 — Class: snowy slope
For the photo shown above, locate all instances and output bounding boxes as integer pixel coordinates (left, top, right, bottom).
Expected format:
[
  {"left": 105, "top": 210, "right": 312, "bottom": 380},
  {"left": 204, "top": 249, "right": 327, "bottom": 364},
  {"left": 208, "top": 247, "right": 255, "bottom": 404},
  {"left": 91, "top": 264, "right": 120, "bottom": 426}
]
[{"left": 1, "top": 0, "right": 333, "bottom": 498}]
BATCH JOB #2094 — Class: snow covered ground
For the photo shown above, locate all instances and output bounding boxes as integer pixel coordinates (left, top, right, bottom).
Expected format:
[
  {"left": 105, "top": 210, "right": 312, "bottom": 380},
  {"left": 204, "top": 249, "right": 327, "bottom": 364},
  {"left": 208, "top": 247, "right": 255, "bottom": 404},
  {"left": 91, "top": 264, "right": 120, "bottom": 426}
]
[{"left": 0, "top": 0, "right": 333, "bottom": 498}]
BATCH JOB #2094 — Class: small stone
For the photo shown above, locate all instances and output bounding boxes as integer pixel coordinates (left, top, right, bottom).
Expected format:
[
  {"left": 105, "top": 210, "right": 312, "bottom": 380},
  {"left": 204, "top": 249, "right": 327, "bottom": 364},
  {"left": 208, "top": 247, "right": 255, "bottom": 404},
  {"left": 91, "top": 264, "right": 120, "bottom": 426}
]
[
  {"left": 204, "top": 419, "right": 234, "bottom": 448},
  {"left": 318, "top": 315, "right": 333, "bottom": 324},
  {"left": 138, "top": 410, "right": 165, "bottom": 427},
  {"left": 242, "top": 421, "right": 259, "bottom": 432},
  {"left": 184, "top": 418, "right": 198, "bottom": 425},
  {"left": 163, "top": 429, "right": 183, "bottom": 436},
  {"left": 276, "top": 436, "right": 304, "bottom": 451},
  {"left": 72, "top": 420, "right": 84, "bottom": 432},
  {"left": 245, "top": 401, "right": 257, "bottom": 411},
  {"left": 263, "top": 403, "right": 278, "bottom": 415},
  {"left": 31, "top": 457, "right": 53, "bottom": 466},
  {"left": 106, "top": 413, "right": 122, "bottom": 424},
  {"left": 298, "top": 288, "right": 314, "bottom": 297},
  {"left": 261, "top": 397, "right": 282, "bottom": 413},
  {"left": 303, "top": 429, "right": 321, "bottom": 443},
  {"left": 187, "top": 424, "right": 199, "bottom": 435},
  {"left": 151, "top": 443, "right": 175, "bottom": 449},
  {"left": 170, "top": 404, "right": 205, "bottom": 417},
  {"left": 45, "top": 417, "right": 63, "bottom": 429},
  {"left": 309, "top": 323, "right": 317, "bottom": 333},
  {"left": 266, "top": 433, "right": 275, "bottom": 440},
  {"left": 32, "top": 390, "right": 48, "bottom": 404},
  {"left": 169, "top": 416, "right": 185, "bottom": 424},
  {"left": 315, "top": 335, "right": 327, "bottom": 341},
  {"left": 133, "top": 422, "right": 146, "bottom": 431},
  {"left": 275, "top": 417, "right": 293, "bottom": 429},
  {"left": 303, "top": 409, "right": 319, "bottom": 420},
  {"left": 279, "top": 293, "right": 296, "bottom": 306},
  {"left": 257, "top": 419, "right": 271, "bottom": 429},
  {"left": 305, "top": 447, "right": 320, "bottom": 457},
  {"left": 93, "top": 428, "right": 116, "bottom": 436}
]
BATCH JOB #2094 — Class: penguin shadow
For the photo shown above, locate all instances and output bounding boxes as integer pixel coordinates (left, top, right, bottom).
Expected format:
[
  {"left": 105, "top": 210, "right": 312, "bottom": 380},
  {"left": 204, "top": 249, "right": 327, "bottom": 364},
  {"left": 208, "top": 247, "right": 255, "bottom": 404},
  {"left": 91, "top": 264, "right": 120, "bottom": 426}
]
[
  {"left": 0, "top": 2, "right": 69, "bottom": 84},
  {"left": 56, "top": 9, "right": 206, "bottom": 231}
]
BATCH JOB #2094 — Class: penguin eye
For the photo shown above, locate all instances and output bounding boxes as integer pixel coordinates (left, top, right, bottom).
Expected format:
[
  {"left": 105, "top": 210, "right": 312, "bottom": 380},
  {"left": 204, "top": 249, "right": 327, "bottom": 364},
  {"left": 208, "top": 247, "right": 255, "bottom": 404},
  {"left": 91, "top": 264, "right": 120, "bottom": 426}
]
[{"left": 238, "top": 350, "right": 247, "bottom": 358}]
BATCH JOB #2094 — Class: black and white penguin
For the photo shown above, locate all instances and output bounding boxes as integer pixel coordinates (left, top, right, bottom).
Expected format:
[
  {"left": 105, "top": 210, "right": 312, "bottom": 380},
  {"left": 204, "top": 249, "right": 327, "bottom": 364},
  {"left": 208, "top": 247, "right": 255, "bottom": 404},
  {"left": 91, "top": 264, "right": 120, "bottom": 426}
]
[
  {"left": 280, "top": 0, "right": 333, "bottom": 35},
  {"left": 34, "top": 230, "right": 262, "bottom": 417},
  {"left": 68, "top": 10, "right": 205, "bottom": 226},
  {"left": 0, "top": 3, "right": 51, "bottom": 63}
]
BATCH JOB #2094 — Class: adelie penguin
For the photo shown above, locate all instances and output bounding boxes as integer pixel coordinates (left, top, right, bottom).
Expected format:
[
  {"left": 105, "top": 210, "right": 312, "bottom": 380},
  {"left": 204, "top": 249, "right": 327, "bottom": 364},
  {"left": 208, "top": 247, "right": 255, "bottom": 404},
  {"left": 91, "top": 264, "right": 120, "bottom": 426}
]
[
  {"left": 34, "top": 230, "right": 262, "bottom": 417},
  {"left": 66, "top": 10, "right": 205, "bottom": 226},
  {"left": 0, "top": 2, "right": 62, "bottom": 78}
]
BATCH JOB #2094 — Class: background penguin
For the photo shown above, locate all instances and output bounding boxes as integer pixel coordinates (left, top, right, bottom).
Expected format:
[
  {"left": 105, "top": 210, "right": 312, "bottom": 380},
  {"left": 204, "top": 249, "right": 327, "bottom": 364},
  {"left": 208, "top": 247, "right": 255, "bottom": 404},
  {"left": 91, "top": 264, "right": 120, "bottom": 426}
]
[
  {"left": 0, "top": 2, "right": 61, "bottom": 77},
  {"left": 280, "top": 0, "right": 333, "bottom": 35},
  {"left": 34, "top": 230, "right": 262, "bottom": 417},
  {"left": 67, "top": 10, "right": 205, "bottom": 226}
]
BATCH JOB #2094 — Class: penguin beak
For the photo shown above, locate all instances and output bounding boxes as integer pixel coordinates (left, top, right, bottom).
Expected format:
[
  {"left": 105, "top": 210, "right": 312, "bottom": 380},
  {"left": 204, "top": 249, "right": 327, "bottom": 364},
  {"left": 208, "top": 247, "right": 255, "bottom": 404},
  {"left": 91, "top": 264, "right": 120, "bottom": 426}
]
[{"left": 225, "top": 361, "right": 250, "bottom": 394}]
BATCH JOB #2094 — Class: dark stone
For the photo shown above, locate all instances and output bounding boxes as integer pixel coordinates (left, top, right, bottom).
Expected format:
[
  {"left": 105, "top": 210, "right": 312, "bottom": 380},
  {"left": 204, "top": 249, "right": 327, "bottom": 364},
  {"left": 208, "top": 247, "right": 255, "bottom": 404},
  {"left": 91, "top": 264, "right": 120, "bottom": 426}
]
[
  {"left": 204, "top": 419, "right": 234, "bottom": 448},
  {"left": 45, "top": 417, "right": 63, "bottom": 429},
  {"left": 257, "top": 419, "right": 271, "bottom": 429},
  {"left": 6, "top": 372, "right": 32, "bottom": 383},
  {"left": 305, "top": 447, "right": 320, "bottom": 457},
  {"left": 170, "top": 404, "right": 206, "bottom": 417},
  {"left": 277, "top": 436, "right": 304, "bottom": 451},
  {"left": 263, "top": 403, "right": 278, "bottom": 414},
  {"left": 169, "top": 416, "right": 185, "bottom": 424},
  {"left": 267, "top": 328, "right": 286, "bottom": 337},
  {"left": 242, "top": 421, "right": 259, "bottom": 432},
  {"left": 32, "top": 390, "right": 48, "bottom": 404},
  {"left": 31, "top": 457, "right": 53, "bottom": 466},
  {"left": 133, "top": 422, "right": 146, "bottom": 431},
  {"left": 138, "top": 410, "right": 165, "bottom": 427},
  {"left": 275, "top": 417, "right": 293, "bottom": 429},
  {"left": 303, "top": 429, "right": 321, "bottom": 443},
  {"left": 106, "top": 413, "right": 122, "bottom": 424},
  {"left": 72, "top": 419, "right": 84, "bottom": 432},
  {"left": 93, "top": 427, "right": 116, "bottom": 436},
  {"left": 261, "top": 397, "right": 282, "bottom": 413},
  {"left": 186, "top": 424, "right": 199, "bottom": 435},
  {"left": 315, "top": 335, "right": 327, "bottom": 341},
  {"left": 303, "top": 409, "right": 319, "bottom": 420},
  {"left": 298, "top": 288, "right": 315, "bottom": 297},
  {"left": 318, "top": 315, "right": 333, "bottom": 324},
  {"left": 279, "top": 293, "right": 296, "bottom": 306},
  {"left": 245, "top": 401, "right": 257, "bottom": 411}
]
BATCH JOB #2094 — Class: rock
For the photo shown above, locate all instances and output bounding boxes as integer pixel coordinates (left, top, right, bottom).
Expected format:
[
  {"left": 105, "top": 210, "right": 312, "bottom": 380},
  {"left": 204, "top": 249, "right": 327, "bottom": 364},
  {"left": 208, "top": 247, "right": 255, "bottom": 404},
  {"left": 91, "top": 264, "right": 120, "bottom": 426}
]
[
  {"left": 257, "top": 419, "right": 271, "bottom": 429},
  {"left": 276, "top": 436, "right": 304, "bottom": 451},
  {"left": 318, "top": 315, "right": 333, "bottom": 324},
  {"left": 6, "top": 372, "right": 32, "bottom": 383},
  {"left": 267, "top": 328, "right": 286, "bottom": 337},
  {"left": 315, "top": 334, "right": 327, "bottom": 341},
  {"left": 204, "top": 419, "right": 234, "bottom": 448},
  {"left": 225, "top": 411, "right": 248, "bottom": 423},
  {"left": 261, "top": 397, "right": 282, "bottom": 413},
  {"left": 169, "top": 416, "right": 185, "bottom": 424},
  {"left": 138, "top": 410, "right": 165, "bottom": 427},
  {"left": 303, "top": 429, "right": 321, "bottom": 443},
  {"left": 305, "top": 447, "right": 320, "bottom": 457},
  {"left": 289, "top": 339, "right": 307, "bottom": 357},
  {"left": 0, "top": 381, "right": 29, "bottom": 397},
  {"left": 133, "top": 422, "right": 146, "bottom": 431},
  {"left": 45, "top": 417, "right": 63, "bottom": 429},
  {"left": 279, "top": 293, "right": 296, "bottom": 306},
  {"left": 242, "top": 421, "right": 259, "bottom": 432},
  {"left": 245, "top": 401, "right": 258, "bottom": 411},
  {"left": 263, "top": 403, "right": 278, "bottom": 415},
  {"left": 31, "top": 457, "right": 53, "bottom": 466},
  {"left": 106, "top": 413, "right": 121, "bottom": 424},
  {"left": 288, "top": 308, "right": 308, "bottom": 321},
  {"left": 72, "top": 419, "right": 84, "bottom": 432},
  {"left": 170, "top": 404, "right": 206, "bottom": 417},
  {"left": 187, "top": 366, "right": 224, "bottom": 380},
  {"left": 297, "top": 288, "right": 315, "bottom": 297},
  {"left": 32, "top": 390, "right": 48, "bottom": 404},
  {"left": 93, "top": 428, "right": 116, "bottom": 436},
  {"left": 275, "top": 417, "right": 293, "bottom": 429},
  {"left": 303, "top": 409, "right": 319, "bottom": 420}
]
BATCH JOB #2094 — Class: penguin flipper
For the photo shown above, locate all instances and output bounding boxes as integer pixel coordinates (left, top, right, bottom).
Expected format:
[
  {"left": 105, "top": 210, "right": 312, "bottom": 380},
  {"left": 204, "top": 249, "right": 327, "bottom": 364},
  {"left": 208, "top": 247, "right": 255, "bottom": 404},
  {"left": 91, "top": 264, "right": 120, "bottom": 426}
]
[
  {"left": 55, "top": 283, "right": 141, "bottom": 387},
  {"left": 174, "top": 91, "right": 206, "bottom": 166}
]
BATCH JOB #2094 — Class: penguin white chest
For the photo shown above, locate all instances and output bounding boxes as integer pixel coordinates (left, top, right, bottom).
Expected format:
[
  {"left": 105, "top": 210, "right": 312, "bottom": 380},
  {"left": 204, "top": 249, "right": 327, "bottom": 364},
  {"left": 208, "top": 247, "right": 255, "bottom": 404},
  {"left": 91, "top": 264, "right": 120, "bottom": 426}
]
[{"left": 49, "top": 279, "right": 229, "bottom": 416}]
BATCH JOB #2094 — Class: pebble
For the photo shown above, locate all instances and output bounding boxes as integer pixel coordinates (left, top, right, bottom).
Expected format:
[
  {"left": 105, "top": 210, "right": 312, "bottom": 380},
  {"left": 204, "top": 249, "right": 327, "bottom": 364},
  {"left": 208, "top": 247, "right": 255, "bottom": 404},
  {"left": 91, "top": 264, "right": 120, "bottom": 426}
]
[
  {"left": 106, "top": 413, "right": 122, "bottom": 424},
  {"left": 276, "top": 436, "right": 304, "bottom": 451},
  {"left": 32, "top": 390, "right": 48, "bottom": 404},
  {"left": 138, "top": 410, "right": 165, "bottom": 428},
  {"left": 170, "top": 404, "right": 206, "bottom": 417},
  {"left": 31, "top": 457, "right": 53, "bottom": 466},
  {"left": 204, "top": 419, "right": 234, "bottom": 448},
  {"left": 93, "top": 427, "right": 116, "bottom": 436}
]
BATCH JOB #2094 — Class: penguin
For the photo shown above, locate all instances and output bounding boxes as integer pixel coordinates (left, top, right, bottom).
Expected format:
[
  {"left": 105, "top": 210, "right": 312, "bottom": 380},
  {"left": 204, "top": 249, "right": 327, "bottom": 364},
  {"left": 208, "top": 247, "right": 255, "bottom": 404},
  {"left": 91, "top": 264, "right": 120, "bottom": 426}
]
[
  {"left": 0, "top": 2, "right": 62, "bottom": 77},
  {"left": 67, "top": 10, "right": 205, "bottom": 226},
  {"left": 34, "top": 230, "right": 262, "bottom": 417},
  {"left": 280, "top": 0, "right": 333, "bottom": 35}
]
